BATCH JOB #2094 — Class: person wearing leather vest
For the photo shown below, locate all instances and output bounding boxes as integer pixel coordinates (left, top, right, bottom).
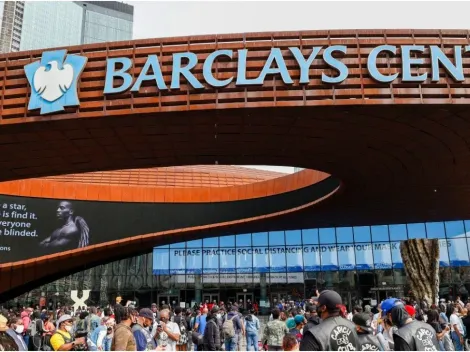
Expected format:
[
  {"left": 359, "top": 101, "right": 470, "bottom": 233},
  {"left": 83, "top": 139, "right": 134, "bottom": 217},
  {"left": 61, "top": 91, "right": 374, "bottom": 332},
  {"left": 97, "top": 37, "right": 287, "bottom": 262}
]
[
  {"left": 381, "top": 298, "right": 440, "bottom": 351},
  {"left": 352, "top": 312, "right": 382, "bottom": 351},
  {"left": 299, "top": 290, "right": 360, "bottom": 351}
]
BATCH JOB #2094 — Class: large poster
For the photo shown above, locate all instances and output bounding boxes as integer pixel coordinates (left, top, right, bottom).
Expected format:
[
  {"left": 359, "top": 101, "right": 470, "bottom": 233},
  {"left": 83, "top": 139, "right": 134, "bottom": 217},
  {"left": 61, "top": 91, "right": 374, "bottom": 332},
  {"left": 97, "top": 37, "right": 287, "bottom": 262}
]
[{"left": 0, "top": 177, "right": 336, "bottom": 264}]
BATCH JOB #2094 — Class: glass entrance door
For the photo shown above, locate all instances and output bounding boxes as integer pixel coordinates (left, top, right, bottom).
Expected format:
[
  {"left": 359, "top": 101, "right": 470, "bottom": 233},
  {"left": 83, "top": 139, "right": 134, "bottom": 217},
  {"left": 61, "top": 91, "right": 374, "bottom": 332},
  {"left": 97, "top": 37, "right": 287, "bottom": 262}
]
[
  {"left": 202, "top": 293, "right": 219, "bottom": 305},
  {"left": 236, "top": 293, "right": 253, "bottom": 311},
  {"left": 157, "top": 295, "right": 179, "bottom": 308}
]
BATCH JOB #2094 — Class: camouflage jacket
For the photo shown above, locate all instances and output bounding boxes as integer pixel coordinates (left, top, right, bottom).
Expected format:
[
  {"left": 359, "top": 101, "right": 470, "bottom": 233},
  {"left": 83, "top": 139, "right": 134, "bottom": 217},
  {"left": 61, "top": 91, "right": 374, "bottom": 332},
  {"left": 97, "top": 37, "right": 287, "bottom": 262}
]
[{"left": 263, "top": 319, "right": 289, "bottom": 347}]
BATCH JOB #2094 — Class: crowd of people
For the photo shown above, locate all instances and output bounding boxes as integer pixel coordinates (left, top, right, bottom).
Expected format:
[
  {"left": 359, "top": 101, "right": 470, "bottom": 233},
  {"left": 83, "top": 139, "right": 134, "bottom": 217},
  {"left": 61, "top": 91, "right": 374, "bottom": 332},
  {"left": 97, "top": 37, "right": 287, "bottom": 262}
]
[{"left": 2, "top": 291, "right": 470, "bottom": 351}]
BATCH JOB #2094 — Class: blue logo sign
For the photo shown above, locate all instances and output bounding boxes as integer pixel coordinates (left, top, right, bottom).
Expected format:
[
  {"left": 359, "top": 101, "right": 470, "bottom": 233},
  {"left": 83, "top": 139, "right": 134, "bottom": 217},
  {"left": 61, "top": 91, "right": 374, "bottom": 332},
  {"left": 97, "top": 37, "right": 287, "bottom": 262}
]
[{"left": 24, "top": 49, "right": 87, "bottom": 115}]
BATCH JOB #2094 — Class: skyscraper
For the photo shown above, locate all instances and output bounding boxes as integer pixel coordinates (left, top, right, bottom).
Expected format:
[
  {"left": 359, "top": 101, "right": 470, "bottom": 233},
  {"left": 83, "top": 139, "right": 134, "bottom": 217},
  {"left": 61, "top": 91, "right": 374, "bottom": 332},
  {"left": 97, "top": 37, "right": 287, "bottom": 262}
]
[
  {"left": 0, "top": 1, "right": 24, "bottom": 53},
  {"left": 0, "top": 1, "right": 133, "bottom": 54}
]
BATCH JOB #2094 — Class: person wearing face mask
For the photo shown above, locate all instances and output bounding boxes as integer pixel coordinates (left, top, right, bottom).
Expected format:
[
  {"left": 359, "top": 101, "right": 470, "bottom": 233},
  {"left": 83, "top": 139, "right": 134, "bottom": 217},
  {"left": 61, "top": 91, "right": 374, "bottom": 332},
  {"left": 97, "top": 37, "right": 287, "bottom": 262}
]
[
  {"left": 132, "top": 308, "right": 156, "bottom": 351},
  {"left": 300, "top": 290, "right": 360, "bottom": 351},
  {"left": 50, "top": 314, "right": 86, "bottom": 351},
  {"left": 90, "top": 318, "right": 115, "bottom": 351},
  {"left": 156, "top": 309, "right": 181, "bottom": 352},
  {"left": 6, "top": 316, "right": 28, "bottom": 351},
  {"left": 382, "top": 298, "right": 440, "bottom": 351}
]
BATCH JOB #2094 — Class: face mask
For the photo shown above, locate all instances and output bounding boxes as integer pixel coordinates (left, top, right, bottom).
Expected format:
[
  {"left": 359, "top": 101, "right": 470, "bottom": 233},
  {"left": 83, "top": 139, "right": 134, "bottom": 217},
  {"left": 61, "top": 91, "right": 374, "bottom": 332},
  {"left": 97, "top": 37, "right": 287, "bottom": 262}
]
[
  {"left": 65, "top": 325, "right": 73, "bottom": 333},
  {"left": 15, "top": 325, "right": 24, "bottom": 334},
  {"left": 216, "top": 314, "right": 221, "bottom": 319}
]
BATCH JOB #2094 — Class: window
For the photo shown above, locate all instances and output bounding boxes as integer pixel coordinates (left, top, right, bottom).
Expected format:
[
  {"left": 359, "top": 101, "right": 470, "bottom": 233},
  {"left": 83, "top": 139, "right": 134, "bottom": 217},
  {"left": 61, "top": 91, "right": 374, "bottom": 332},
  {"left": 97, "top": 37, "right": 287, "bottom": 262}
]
[
  {"left": 169, "top": 249, "right": 185, "bottom": 274},
  {"left": 319, "top": 228, "right": 335, "bottom": 244},
  {"left": 390, "top": 241, "right": 403, "bottom": 268},
  {"left": 285, "top": 230, "right": 301, "bottom": 245},
  {"left": 445, "top": 221, "right": 466, "bottom": 238},
  {"left": 373, "top": 242, "right": 392, "bottom": 269},
  {"left": 269, "top": 231, "right": 285, "bottom": 245},
  {"left": 236, "top": 248, "right": 252, "bottom": 273},
  {"left": 389, "top": 224, "right": 407, "bottom": 241},
  {"left": 355, "top": 243, "right": 374, "bottom": 270},
  {"left": 439, "top": 240, "right": 450, "bottom": 267},
  {"left": 203, "top": 237, "right": 218, "bottom": 247},
  {"left": 269, "top": 246, "right": 287, "bottom": 273},
  {"left": 321, "top": 244, "right": 338, "bottom": 271},
  {"left": 170, "top": 242, "right": 185, "bottom": 248},
  {"left": 253, "top": 247, "right": 269, "bottom": 273},
  {"left": 220, "top": 235, "right": 235, "bottom": 247},
  {"left": 303, "top": 246, "right": 321, "bottom": 271},
  {"left": 252, "top": 232, "right": 268, "bottom": 246},
  {"left": 153, "top": 248, "right": 169, "bottom": 275},
  {"left": 187, "top": 239, "right": 202, "bottom": 248},
  {"left": 337, "top": 243, "right": 355, "bottom": 270},
  {"left": 448, "top": 239, "right": 469, "bottom": 266},
  {"left": 186, "top": 249, "right": 202, "bottom": 274},
  {"left": 407, "top": 223, "right": 426, "bottom": 239},
  {"left": 371, "top": 225, "right": 389, "bottom": 242},
  {"left": 336, "top": 227, "right": 353, "bottom": 243},
  {"left": 203, "top": 249, "right": 219, "bottom": 274},
  {"left": 286, "top": 246, "right": 303, "bottom": 272},
  {"left": 353, "top": 226, "right": 371, "bottom": 242},
  {"left": 236, "top": 234, "right": 251, "bottom": 247},
  {"left": 219, "top": 247, "right": 236, "bottom": 273},
  {"left": 302, "top": 229, "right": 319, "bottom": 244},
  {"left": 426, "top": 222, "right": 446, "bottom": 239}
]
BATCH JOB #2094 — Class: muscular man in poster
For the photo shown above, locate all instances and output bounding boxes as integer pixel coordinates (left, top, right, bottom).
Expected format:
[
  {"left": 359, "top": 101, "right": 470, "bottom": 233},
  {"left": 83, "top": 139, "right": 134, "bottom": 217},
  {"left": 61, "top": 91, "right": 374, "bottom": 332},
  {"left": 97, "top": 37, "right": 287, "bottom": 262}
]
[{"left": 39, "top": 201, "right": 90, "bottom": 250}]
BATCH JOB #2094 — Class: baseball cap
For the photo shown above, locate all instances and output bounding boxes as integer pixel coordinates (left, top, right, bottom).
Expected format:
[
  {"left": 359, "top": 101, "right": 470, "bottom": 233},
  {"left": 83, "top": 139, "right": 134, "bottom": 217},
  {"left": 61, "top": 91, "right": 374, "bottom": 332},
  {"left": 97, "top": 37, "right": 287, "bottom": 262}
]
[
  {"left": 211, "top": 306, "right": 219, "bottom": 315},
  {"left": 405, "top": 305, "right": 416, "bottom": 317},
  {"left": 151, "top": 303, "right": 157, "bottom": 308},
  {"left": 381, "top": 298, "right": 402, "bottom": 316},
  {"left": 317, "top": 290, "right": 342, "bottom": 310},
  {"left": 294, "top": 314, "right": 305, "bottom": 325},
  {"left": 352, "top": 312, "right": 373, "bottom": 333},
  {"left": 139, "top": 308, "right": 154, "bottom": 321},
  {"left": 56, "top": 314, "right": 73, "bottom": 326},
  {"left": 286, "top": 318, "right": 296, "bottom": 329}
]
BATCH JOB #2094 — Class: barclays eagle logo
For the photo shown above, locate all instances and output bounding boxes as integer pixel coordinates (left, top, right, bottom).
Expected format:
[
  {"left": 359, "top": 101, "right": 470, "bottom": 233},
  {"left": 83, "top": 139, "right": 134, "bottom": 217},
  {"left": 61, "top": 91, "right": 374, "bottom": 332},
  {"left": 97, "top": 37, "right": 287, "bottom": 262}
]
[{"left": 24, "top": 49, "right": 87, "bottom": 115}]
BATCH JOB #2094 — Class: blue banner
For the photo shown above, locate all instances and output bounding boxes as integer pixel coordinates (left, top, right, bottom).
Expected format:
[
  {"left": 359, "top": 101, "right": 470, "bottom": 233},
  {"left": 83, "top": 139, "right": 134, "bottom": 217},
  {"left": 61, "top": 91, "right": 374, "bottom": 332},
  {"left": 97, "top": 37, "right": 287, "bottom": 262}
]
[{"left": 152, "top": 239, "right": 465, "bottom": 275}]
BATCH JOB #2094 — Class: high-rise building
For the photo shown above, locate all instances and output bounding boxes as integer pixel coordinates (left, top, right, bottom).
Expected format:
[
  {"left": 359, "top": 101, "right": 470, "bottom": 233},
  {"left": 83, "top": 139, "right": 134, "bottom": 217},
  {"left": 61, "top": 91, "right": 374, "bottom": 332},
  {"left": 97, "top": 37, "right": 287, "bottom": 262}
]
[
  {"left": 0, "top": 1, "right": 24, "bottom": 53},
  {"left": 0, "top": 1, "right": 133, "bottom": 53}
]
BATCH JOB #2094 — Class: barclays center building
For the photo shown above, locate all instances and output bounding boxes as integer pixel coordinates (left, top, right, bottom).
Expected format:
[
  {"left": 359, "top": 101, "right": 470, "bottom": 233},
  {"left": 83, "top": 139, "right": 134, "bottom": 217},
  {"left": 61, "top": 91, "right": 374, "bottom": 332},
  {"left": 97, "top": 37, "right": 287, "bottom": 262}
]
[{"left": 4, "top": 29, "right": 470, "bottom": 311}]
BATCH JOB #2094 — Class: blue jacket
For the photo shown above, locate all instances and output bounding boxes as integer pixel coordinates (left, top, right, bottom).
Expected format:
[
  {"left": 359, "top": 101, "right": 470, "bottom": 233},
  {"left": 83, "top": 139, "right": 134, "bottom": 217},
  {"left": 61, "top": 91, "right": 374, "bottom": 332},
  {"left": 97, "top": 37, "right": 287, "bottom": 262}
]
[{"left": 244, "top": 314, "right": 260, "bottom": 334}]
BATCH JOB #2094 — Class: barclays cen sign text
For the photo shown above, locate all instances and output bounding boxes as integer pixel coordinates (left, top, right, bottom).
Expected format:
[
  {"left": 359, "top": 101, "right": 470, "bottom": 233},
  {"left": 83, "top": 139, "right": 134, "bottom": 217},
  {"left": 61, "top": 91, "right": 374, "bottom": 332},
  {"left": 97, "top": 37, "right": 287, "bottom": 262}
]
[
  {"left": 104, "top": 45, "right": 470, "bottom": 94},
  {"left": 24, "top": 45, "right": 470, "bottom": 115}
]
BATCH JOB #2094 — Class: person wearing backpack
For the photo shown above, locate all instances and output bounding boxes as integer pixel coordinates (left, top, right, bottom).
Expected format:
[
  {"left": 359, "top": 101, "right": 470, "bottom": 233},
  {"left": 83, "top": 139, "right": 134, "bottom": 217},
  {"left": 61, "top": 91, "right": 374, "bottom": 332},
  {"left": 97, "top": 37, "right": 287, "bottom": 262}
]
[
  {"left": 244, "top": 309, "right": 260, "bottom": 351},
  {"left": 173, "top": 307, "right": 188, "bottom": 351},
  {"left": 223, "top": 304, "right": 244, "bottom": 351},
  {"left": 203, "top": 307, "right": 221, "bottom": 351}
]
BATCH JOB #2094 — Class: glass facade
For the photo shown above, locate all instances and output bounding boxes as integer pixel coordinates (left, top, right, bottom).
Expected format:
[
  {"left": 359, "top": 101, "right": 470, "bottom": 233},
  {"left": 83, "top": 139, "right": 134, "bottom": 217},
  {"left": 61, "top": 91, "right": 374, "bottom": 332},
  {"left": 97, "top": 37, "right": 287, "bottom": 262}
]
[
  {"left": 82, "top": 8, "right": 132, "bottom": 44},
  {"left": 5, "top": 220, "right": 470, "bottom": 313},
  {"left": 20, "top": 1, "right": 83, "bottom": 51},
  {"left": 19, "top": 1, "right": 133, "bottom": 52}
]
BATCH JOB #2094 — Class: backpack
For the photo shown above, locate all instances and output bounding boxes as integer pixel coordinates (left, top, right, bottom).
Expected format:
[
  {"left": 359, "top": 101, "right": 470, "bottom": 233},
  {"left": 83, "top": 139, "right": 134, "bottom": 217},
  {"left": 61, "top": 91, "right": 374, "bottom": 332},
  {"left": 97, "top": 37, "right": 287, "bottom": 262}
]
[
  {"left": 177, "top": 320, "right": 188, "bottom": 345},
  {"left": 222, "top": 315, "right": 235, "bottom": 338},
  {"left": 29, "top": 319, "right": 38, "bottom": 337}
]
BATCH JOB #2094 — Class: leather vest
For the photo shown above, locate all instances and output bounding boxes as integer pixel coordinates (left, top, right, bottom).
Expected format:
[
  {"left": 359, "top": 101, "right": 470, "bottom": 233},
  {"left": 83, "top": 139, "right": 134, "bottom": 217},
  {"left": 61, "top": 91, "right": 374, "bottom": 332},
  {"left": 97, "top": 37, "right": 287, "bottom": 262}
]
[
  {"left": 357, "top": 333, "right": 381, "bottom": 351},
  {"left": 394, "top": 320, "right": 440, "bottom": 351},
  {"left": 306, "top": 315, "right": 360, "bottom": 351}
]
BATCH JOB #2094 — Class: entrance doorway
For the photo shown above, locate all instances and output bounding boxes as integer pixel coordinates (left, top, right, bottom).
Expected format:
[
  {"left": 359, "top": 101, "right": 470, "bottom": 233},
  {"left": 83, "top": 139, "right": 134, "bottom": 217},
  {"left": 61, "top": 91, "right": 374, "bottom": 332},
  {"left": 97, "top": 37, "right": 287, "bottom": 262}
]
[
  {"left": 270, "top": 292, "right": 287, "bottom": 306},
  {"left": 157, "top": 295, "right": 179, "bottom": 308},
  {"left": 237, "top": 293, "right": 253, "bottom": 311},
  {"left": 202, "top": 293, "right": 219, "bottom": 305}
]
